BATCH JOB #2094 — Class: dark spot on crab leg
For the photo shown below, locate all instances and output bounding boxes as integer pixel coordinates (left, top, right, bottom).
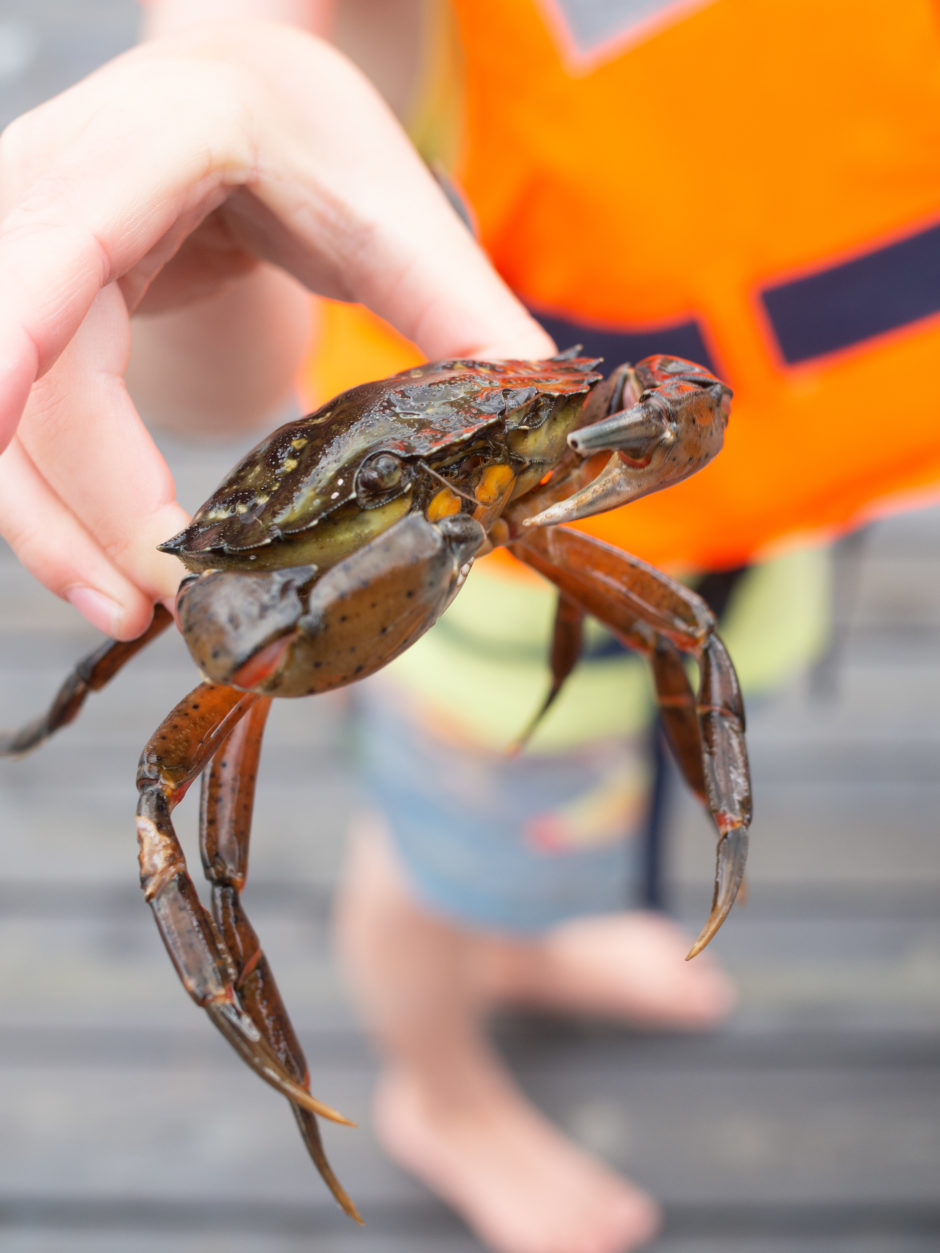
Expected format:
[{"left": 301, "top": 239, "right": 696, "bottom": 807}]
[
  {"left": 136, "top": 681, "right": 353, "bottom": 1127},
  {"left": 512, "top": 526, "right": 751, "bottom": 955},
  {"left": 0, "top": 604, "right": 173, "bottom": 756},
  {"left": 200, "top": 700, "right": 362, "bottom": 1224}
]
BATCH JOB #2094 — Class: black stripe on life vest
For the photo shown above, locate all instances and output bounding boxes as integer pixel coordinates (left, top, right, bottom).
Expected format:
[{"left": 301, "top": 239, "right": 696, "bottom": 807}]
[
  {"left": 762, "top": 220, "right": 940, "bottom": 365},
  {"left": 532, "top": 309, "right": 716, "bottom": 375}
]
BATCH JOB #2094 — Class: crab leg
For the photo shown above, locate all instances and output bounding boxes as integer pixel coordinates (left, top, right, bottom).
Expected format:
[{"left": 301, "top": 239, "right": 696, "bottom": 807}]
[
  {"left": 135, "top": 681, "right": 353, "bottom": 1125},
  {"left": 517, "top": 591, "right": 712, "bottom": 802},
  {"left": 650, "top": 637, "right": 708, "bottom": 804},
  {"left": 513, "top": 526, "right": 750, "bottom": 958},
  {"left": 511, "top": 593, "right": 585, "bottom": 752},
  {"left": 199, "top": 701, "right": 362, "bottom": 1223},
  {"left": 0, "top": 605, "right": 173, "bottom": 756}
]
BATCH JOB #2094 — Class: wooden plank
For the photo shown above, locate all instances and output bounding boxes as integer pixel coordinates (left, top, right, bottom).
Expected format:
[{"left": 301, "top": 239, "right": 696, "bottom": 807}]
[
  {"left": 5, "top": 772, "right": 940, "bottom": 899},
  {"left": 8, "top": 766, "right": 940, "bottom": 892},
  {"left": 687, "top": 1237, "right": 940, "bottom": 1253},
  {"left": 0, "top": 1230, "right": 480, "bottom": 1253},
  {"left": 746, "top": 668, "right": 940, "bottom": 746},
  {"left": 0, "top": 1211, "right": 937, "bottom": 1253},
  {"left": 847, "top": 552, "right": 940, "bottom": 627},
  {"left": 1, "top": 1056, "right": 937, "bottom": 1207},
  {"left": 669, "top": 779, "right": 940, "bottom": 889},
  {"left": 862, "top": 503, "right": 940, "bottom": 549},
  {"left": 2, "top": 907, "right": 938, "bottom": 1034}
]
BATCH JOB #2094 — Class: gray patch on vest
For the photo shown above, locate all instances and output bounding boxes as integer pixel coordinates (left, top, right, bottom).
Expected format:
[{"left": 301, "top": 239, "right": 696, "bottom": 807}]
[{"left": 550, "top": 0, "right": 689, "bottom": 53}]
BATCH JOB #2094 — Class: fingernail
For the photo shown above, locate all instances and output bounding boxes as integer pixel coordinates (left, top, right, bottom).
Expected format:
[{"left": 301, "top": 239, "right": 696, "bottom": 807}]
[{"left": 66, "top": 586, "right": 123, "bottom": 637}]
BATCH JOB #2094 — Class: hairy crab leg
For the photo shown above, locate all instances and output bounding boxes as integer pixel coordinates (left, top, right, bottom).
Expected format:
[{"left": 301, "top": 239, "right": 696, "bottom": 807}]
[
  {"left": 136, "top": 681, "right": 353, "bottom": 1125},
  {"left": 513, "top": 526, "right": 750, "bottom": 958},
  {"left": 0, "top": 605, "right": 174, "bottom": 756},
  {"left": 199, "top": 701, "right": 362, "bottom": 1223}
]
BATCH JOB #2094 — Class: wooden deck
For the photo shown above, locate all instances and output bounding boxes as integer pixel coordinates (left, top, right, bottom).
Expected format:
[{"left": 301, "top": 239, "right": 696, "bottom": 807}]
[
  {"left": 1, "top": 6, "right": 939, "bottom": 1250},
  {"left": 2, "top": 432, "right": 939, "bottom": 1253}
]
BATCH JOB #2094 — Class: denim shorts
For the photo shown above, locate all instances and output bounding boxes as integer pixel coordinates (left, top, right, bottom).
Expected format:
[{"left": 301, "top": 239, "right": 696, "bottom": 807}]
[
  {"left": 351, "top": 543, "right": 829, "bottom": 933},
  {"left": 352, "top": 676, "right": 652, "bottom": 933}
]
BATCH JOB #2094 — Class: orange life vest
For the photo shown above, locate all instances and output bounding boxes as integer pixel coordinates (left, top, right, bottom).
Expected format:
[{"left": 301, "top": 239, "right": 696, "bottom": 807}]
[{"left": 303, "top": 0, "right": 940, "bottom": 571}]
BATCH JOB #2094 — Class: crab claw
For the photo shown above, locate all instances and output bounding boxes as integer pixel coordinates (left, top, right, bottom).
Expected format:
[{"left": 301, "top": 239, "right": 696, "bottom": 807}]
[
  {"left": 179, "top": 511, "right": 485, "bottom": 697},
  {"left": 524, "top": 358, "right": 731, "bottom": 529},
  {"left": 207, "top": 999, "right": 356, "bottom": 1125},
  {"left": 686, "top": 824, "right": 749, "bottom": 959}
]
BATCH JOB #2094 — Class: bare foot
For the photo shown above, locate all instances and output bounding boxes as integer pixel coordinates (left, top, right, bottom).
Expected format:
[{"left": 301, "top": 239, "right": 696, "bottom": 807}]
[
  {"left": 375, "top": 1053, "right": 661, "bottom": 1253},
  {"left": 472, "top": 910, "right": 737, "bottom": 1028}
]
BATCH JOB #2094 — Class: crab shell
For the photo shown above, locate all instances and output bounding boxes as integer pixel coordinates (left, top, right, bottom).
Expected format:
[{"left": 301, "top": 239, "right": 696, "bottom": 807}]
[{"left": 161, "top": 355, "right": 603, "bottom": 575}]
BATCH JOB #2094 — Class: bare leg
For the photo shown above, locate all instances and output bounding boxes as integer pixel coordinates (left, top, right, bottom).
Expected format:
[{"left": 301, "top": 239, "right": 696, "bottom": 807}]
[
  {"left": 335, "top": 814, "right": 737, "bottom": 1253},
  {"left": 469, "top": 910, "right": 736, "bottom": 1026}
]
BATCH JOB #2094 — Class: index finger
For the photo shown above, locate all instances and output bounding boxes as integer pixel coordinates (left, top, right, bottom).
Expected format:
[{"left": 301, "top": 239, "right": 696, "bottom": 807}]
[{"left": 0, "top": 58, "right": 254, "bottom": 451}]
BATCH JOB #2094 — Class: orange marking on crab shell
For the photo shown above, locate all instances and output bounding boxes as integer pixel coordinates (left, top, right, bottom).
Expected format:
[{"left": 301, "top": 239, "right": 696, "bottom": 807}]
[
  {"left": 427, "top": 487, "right": 462, "bottom": 520},
  {"left": 475, "top": 463, "right": 514, "bottom": 506},
  {"left": 231, "top": 634, "right": 294, "bottom": 690}
]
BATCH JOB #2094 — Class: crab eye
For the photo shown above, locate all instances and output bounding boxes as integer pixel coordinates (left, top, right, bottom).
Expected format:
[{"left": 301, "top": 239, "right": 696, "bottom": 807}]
[{"left": 355, "top": 452, "right": 410, "bottom": 504}]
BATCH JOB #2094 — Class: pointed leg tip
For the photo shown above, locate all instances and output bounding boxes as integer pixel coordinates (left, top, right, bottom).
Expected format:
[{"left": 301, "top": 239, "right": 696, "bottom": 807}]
[
  {"left": 685, "top": 897, "right": 732, "bottom": 959},
  {"left": 295, "top": 1106, "right": 364, "bottom": 1222},
  {"left": 687, "top": 824, "right": 750, "bottom": 959},
  {"left": 685, "top": 923, "right": 717, "bottom": 961},
  {"left": 307, "top": 1099, "right": 356, "bottom": 1128},
  {"left": 326, "top": 1174, "right": 365, "bottom": 1224},
  {"left": 206, "top": 1000, "right": 356, "bottom": 1125}
]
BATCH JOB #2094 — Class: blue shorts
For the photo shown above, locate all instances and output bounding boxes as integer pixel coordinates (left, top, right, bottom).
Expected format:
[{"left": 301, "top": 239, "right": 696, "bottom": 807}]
[
  {"left": 352, "top": 676, "right": 652, "bottom": 933},
  {"left": 351, "top": 544, "right": 829, "bottom": 935}
]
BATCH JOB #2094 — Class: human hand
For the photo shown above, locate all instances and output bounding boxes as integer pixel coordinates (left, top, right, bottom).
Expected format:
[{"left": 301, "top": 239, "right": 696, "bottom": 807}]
[{"left": 0, "top": 20, "right": 553, "bottom": 639}]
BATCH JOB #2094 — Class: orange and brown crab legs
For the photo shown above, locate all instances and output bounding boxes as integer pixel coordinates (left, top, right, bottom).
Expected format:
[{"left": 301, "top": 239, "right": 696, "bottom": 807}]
[
  {"left": 515, "top": 591, "right": 709, "bottom": 810},
  {"left": 512, "top": 525, "right": 751, "bottom": 959},
  {"left": 0, "top": 605, "right": 174, "bottom": 756},
  {"left": 135, "top": 682, "right": 356, "bottom": 1128},
  {"left": 199, "top": 702, "right": 363, "bottom": 1223}
]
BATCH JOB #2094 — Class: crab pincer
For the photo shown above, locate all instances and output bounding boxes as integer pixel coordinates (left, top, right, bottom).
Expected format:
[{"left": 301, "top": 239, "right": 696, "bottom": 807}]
[
  {"left": 523, "top": 355, "right": 732, "bottom": 528},
  {"left": 176, "top": 512, "right": 485, "bottom": 695}
]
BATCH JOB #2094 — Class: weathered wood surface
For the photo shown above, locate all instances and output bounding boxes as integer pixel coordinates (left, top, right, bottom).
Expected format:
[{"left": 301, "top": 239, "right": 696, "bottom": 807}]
[
  {"left": 2, "top": 433, "right": 939, "bottom": 1253},
  {"left": 2, "top": 6, "right": 939, "bottom": 1249}
]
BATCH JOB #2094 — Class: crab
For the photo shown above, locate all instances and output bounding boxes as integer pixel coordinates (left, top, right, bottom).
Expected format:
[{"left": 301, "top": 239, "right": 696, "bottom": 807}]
[{"left": 1, "top": 349, "right": 750, "bottom": 1220}]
